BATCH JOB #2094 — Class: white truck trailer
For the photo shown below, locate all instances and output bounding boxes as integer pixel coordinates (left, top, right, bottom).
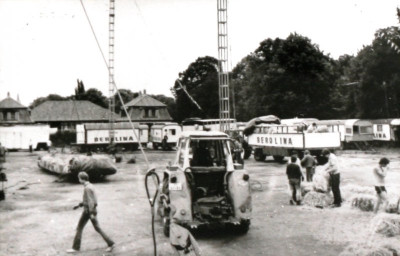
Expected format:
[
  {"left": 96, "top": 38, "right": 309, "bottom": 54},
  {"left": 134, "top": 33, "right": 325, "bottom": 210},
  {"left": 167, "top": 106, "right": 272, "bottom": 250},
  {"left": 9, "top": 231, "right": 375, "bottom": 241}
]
[
  {"left": 150, "top": 123, "right": 182, "bottom": 150},
  {"left": 247, "top": 124, "right": 341, "bottom": 162},
  {"left": 0, "top": 124, "right": 52, "bottom": 150},
  {"left": 76, "top": 122, "right": 148, "bottom": 151}
]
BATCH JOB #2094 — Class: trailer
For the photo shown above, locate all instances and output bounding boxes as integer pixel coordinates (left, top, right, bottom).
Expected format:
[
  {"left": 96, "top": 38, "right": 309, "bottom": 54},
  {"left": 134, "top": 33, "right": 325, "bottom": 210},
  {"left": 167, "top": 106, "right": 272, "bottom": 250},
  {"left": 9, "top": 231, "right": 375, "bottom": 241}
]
[
  {"left": 315, "top": 119, "right": 374, "bottom": 143},
  {"left": 247, "top": 124, "right": 341, "bottom": 162},
  {"left": 150, "top": 123, "right": 182, "bottom": 150},
  {"left": 0, "top": 124, "right": 52, "bottom": 150},
  {"left": 76, "top": 122, "right": 148, "bottom": 151},
  {"left": 370, "top": 119, "right": 400, "bottom": 142},
  {"left": 181, "top": 118, "right": 237, "bottom": 132}
]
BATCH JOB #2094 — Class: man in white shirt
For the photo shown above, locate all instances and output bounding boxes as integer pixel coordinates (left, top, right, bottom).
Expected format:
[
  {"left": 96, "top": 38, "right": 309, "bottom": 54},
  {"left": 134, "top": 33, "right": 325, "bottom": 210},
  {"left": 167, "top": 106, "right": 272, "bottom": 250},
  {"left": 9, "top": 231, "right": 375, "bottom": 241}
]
[{"left": 322, "top": 148, "right": 342, "bottom": 207}]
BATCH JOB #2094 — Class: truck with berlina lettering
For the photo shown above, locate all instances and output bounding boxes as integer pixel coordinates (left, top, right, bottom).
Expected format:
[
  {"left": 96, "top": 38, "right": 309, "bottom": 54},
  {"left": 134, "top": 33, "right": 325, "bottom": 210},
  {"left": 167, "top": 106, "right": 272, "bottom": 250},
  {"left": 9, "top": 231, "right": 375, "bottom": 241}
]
[{"left": 246, "top": 123, "right": 341, "bottom": 162}]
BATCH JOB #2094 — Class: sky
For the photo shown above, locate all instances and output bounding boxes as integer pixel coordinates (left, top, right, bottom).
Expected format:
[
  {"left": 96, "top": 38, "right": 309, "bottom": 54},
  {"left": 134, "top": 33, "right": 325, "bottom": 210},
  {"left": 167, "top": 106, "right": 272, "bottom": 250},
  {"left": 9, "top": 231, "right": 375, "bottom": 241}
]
[{"left": 0, "top": 0, "right": 399, "bottom": 106}]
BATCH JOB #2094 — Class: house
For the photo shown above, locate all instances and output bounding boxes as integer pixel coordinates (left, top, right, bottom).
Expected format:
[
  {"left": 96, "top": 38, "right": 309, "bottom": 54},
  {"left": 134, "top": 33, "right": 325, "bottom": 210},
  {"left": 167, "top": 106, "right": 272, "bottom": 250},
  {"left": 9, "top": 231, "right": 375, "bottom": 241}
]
[
  {"left": 31, "top": 100, "right": 121, "bottom": 131},
  {"left": 124, "top": 92, "right": 173, "bottom": 124},
  {"left": 0, "top": 93, "right": 33, "bottom": 125}
]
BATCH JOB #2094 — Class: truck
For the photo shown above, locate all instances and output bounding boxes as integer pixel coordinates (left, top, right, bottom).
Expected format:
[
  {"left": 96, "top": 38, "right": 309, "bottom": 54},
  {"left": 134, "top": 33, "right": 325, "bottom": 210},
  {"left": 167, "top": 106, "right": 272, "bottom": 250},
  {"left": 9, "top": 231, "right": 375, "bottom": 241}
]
[
  {"left": 157, "top": 130, "right": 252, "bottom": 235},
  {"left": 150, "top": 123, "right": 182, "bottom": 150},
  {"left": 247, "top": 124, "right": 341, "bottom": 162},
  {"left": 0, "top": 124, "right": 52, "bottom": 150},
  {"left": 76, "top": 122, "right": 148, "bottom": 151}
]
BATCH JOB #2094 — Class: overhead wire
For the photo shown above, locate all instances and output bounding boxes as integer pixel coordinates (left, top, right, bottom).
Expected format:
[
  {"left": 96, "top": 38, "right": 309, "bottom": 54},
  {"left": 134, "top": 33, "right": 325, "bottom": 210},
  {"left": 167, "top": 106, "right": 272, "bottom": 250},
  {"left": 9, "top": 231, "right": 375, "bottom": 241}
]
[{"left": 79, "top": 0, "right": 150, "bottom": 169}]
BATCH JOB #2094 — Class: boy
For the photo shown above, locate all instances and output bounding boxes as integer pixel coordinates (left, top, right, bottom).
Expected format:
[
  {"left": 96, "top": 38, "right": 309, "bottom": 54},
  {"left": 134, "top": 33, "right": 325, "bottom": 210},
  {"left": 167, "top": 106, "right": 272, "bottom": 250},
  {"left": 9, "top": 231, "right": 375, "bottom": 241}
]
[
  {"left": 373, "top": 157, "right": 390, "bottom": 213},
  {"left": 286, "top": 155, "right": 304, "bottom": 205}
]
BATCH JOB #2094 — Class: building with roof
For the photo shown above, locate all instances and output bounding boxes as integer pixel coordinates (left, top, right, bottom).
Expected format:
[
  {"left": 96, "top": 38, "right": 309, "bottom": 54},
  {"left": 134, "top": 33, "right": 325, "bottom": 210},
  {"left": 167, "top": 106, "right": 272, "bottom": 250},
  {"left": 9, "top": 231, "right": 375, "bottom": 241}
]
[
  {"left": 31, "top": 100, "right": 121, "bottom": 131},
  {"left": 124, "top": 92, "right": 173, "bottom": 124},
  {"left": 0, "top": 93, "right": 33, "bottom": 125}
]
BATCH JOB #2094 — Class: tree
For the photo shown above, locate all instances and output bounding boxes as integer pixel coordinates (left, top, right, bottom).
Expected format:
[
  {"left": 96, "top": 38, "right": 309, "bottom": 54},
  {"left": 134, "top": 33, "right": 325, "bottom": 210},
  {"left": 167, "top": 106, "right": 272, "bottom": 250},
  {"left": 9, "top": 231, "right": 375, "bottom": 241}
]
[
  {"left": 29, "top": 94, "right": 67, "bottom": 109},
  {"left": 173, "top": 56, "right": 219, "bottom": 122},
  {"left": 353, "top": 33, "right": 400, "bottom": 118},
  {"left": 112, "top": 89, "right": 139, "bottom": 115},
  {"left": 231, "top": 33, "right": 339, "bottom": 121},
  {"left": 84, "top": 88, "right": 108, "bottom": 109},
  {"left": 74, "top": 79, "right": 86, "bottom": 100}
]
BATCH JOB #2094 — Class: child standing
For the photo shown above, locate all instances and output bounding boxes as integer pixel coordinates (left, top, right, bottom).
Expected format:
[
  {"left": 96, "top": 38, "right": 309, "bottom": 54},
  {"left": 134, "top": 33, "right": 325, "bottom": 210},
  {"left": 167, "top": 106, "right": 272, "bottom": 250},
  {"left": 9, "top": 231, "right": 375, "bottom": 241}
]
[{"left": 373, "top": 157, "right": 390, "bottom": 214}]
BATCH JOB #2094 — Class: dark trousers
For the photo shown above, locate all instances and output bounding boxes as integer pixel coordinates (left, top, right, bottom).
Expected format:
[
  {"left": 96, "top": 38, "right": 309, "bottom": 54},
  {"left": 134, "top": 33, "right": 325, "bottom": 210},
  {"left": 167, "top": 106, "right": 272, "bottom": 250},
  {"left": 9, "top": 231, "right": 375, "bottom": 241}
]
[
  {"left": 306, "top": 167, "right": 315, "bottom": 182},
  {"left": 72, "top": 210, "right": 114, "bottom": 250},
  {"left": 289, "top": 178, "right": 301, "bottom": 203},
  {"left": 330, "top": 173, "right": 342, "bottom": 205}
]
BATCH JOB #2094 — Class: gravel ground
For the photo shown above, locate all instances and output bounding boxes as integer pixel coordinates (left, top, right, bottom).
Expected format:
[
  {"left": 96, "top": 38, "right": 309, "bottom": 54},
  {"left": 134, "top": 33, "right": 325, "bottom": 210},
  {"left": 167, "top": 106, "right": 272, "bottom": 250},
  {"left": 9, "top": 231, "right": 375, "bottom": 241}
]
[{"left": 0, "top": 149, "right": 400, "bottom": 256}]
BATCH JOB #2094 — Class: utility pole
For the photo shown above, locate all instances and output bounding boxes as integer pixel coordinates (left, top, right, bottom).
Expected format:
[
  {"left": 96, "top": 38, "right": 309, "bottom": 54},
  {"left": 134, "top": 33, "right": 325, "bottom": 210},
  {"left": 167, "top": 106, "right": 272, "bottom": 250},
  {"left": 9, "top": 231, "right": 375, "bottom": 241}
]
[
  {"left": 108, "top": 0, "right": 116, "bottom": 143},
  {"left": 217, "top": 0, "right": 230, "bottom": 132}
]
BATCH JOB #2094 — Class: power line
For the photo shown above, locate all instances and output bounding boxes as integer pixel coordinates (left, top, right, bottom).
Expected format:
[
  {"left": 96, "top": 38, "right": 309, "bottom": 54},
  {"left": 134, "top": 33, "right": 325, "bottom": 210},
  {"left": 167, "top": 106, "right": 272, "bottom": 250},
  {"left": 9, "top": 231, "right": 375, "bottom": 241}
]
[{"left": 79, "top": 0, "right": 150, "bottom": 168}]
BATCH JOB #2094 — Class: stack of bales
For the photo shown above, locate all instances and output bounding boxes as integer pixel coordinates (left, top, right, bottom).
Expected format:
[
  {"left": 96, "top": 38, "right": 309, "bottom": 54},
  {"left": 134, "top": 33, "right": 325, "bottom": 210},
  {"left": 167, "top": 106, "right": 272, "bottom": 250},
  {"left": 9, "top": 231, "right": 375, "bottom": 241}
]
[
  {"left": 341, "top": 184, "right": 400, "bottom": 214},
  {"left": 303, "top": 167, "right": 333, "bottom": 208},
  {"left": 340, "top": 214, "right": 400, "bottom": 256}
]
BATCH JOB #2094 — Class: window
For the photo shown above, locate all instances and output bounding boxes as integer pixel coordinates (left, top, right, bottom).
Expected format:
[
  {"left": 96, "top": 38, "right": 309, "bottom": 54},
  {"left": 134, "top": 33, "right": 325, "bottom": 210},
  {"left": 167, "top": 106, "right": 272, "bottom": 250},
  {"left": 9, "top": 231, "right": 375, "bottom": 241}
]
[
  {"left": 0, "top": 112, "right": 3, "bottom": 120},
  {"left": 15, "top": 112, "right": 19, "bottom": 120},
  {"left": 377, "top": 125, "right": 383, "bottom": 132},
  {"left": 170, "top": 129, "right": 176, "bottom": 135},
  {"left": 345, "top": 128, "right": 352, "bottom": 134},
  {"left": 360, "top": 126, "right": 373, "bottom": 134}
]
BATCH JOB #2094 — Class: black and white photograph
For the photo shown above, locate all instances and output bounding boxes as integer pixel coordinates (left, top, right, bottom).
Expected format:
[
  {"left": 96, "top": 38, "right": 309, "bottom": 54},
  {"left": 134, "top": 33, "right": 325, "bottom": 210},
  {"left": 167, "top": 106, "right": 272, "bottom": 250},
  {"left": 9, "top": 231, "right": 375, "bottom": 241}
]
[{"left": 1, "top": 0, "right": 400, "bottom": 255}]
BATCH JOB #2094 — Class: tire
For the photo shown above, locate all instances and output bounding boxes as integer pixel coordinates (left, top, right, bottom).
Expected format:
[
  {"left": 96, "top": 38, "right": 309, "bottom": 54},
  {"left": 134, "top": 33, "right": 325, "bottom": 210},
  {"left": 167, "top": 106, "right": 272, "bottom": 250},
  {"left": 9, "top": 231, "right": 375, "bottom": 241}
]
[
  {"left": 231, "top": 219, "right": 250, "bottom": 234},
  {"left": 273, "top": 155, "right": 285, "bottom": 162},
  {"left": 254, "top": 149, "right": 266, "bottom": 161},
  {"left": 153, "top": 143, "right": 158, "bottom": 150}
]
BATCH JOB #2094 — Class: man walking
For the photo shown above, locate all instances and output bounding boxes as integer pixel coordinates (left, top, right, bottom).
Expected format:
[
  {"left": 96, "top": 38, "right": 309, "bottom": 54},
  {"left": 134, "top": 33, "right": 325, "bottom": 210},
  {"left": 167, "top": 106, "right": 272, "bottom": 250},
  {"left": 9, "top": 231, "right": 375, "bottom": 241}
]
[
  {"left": 286, "top": 155, "right": 304, "bottom": 205},
  {"left": 67, "top": 172, "right": 115, "bottom": 253},
  {"left": 301, "top": 150, "right": 316, "bottom": 182},
  {"left": 322, "top": 149, "right": 342, "bottom": 207}
]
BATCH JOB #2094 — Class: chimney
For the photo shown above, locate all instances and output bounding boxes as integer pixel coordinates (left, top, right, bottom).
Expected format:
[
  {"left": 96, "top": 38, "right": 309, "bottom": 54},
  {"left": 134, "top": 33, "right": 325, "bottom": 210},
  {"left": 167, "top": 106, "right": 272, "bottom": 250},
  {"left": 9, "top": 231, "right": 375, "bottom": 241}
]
[
  {"left": 7, "top": 92, "right": 10, "bottom": 97},
  {"left": 17, "top": 94, "right": 20, "bottom": 103},
  {"left": 143, "top": 89, "right": 146, "bottom": 95}
]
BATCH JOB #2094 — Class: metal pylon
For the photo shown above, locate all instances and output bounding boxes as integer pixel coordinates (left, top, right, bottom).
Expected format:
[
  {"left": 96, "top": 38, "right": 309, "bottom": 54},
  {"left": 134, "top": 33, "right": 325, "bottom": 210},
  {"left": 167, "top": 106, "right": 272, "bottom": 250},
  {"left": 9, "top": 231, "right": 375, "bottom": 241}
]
[
  {"left": 217, "top": 0, "right": 230, "bottom": 132},
  {"left": 108, "top": 0, "right": 115, "bottom": 143}
]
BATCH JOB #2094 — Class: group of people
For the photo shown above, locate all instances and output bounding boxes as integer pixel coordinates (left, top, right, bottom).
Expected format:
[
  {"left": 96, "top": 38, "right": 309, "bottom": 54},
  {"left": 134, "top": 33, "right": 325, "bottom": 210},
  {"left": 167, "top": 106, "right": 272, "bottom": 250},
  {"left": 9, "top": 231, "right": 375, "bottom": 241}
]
[
  {"left": 286, "top": 148, "right": 392, "bottom": 213},
  {"left": 286, "top": 149, "right": 342, "bottom": 207}
]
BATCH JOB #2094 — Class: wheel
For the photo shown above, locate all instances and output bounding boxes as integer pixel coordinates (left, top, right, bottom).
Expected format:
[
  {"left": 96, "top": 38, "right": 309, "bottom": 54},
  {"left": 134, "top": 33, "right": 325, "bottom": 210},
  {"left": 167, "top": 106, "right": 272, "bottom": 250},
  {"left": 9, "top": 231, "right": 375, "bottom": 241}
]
[
  {"left": 273, "top": 155, "right": 285, "bottom": 162},
  {"left": 163, "top": 216, "right": 170, "bottom": 237},
  {"left": 153, "top": 143, "right": 159, "bottom": 150},
  {"left": 230, "top": 219, "right": 250, "bottom": 234},
  {"left": 254, "top": 149, "right": 266, "bottom": 161}
]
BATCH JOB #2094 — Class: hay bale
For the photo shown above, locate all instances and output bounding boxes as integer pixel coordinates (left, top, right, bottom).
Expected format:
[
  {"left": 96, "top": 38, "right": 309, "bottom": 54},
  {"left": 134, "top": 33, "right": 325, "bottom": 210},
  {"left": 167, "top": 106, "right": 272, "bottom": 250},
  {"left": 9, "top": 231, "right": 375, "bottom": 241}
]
[
  {"left": 385, "top": 197, "right": 400, "bottom": 214},
  {"left": 351, "top": 194, "right": 376, "bottom": 212},
  {"left": 374, "top": 214, "right": 400, "bottom": 237},
  {"left": 340, "top": 243, "right": 398, "bottom": 256},
  {"left": 301, "top": 181, "right": 313, "bottom": 196},
  {"left": 313, "top": 168, "right": 330, "bottom": 193},
  {"left": 303, "top": 191, "right": 333, "bottom": 208}
]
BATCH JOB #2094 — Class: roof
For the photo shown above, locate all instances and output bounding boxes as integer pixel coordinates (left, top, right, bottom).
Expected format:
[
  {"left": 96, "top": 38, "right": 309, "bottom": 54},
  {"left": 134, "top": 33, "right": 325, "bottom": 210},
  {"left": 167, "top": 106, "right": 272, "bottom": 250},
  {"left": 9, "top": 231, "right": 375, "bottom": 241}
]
[
  {"left": 125, "top": 94, "right": 166, "bottom": 107},
  {"left": 0, "top": 96, "right": 27, "bottom": 109},
  {"left": 369, "top": 119, "right": 400, "bottom": 125},
  {"left": 31, "top": 100, "right": 121, "bottom": 122},
  {"left": 345, "top": 119, "right": 373, "bottom": 127},
  {"left": 180, "top": 130, "right": 229, "bottom": 138},
  {"left": 151, "top": 123, "right": 180, "bottom": 129},
  {"left": 84, "top": 122, "right": 147, "bottom": 130}
]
